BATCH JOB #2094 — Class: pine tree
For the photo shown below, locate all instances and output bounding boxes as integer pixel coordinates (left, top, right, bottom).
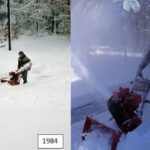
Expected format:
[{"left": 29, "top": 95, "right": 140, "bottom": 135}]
[{"left": 0, "top": 0, "right": 70, "bottom": 37}]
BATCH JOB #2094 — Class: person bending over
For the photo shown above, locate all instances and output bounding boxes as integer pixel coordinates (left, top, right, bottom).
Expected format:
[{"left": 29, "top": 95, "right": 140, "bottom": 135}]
[{"left": 17, "top": 51, "right": 32, "bottom": 84}]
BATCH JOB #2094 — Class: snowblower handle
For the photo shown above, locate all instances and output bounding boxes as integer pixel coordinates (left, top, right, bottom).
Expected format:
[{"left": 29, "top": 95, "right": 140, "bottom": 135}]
[
  {"left": 0, "top": 79, "right": 8, "bottom": 83},
  {"left": 135, "top": 70, "right": 144, "bottom": 80},
  {"left": 130, "top": 73, "right": 143, "bottom": 86}
]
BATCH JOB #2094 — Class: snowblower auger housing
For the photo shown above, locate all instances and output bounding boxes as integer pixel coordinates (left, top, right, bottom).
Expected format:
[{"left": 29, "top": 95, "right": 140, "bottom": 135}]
[
  {"left": 82, "top": 116, "right": 123, "bottom": 150},
  {"left": 108, "top": 87, "right": 142, "bottom": 133},
  {"left": 0, "top": 71, "right": 21, "bottom": 86}
]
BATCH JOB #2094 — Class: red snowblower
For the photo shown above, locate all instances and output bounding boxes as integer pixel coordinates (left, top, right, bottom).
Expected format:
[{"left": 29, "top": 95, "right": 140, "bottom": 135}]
[
  {"left": 82, "top": 74, "right": 150, "bottom": 150},
  {"left": 0, "top": 71, "right": 21, "bottom": 86}
]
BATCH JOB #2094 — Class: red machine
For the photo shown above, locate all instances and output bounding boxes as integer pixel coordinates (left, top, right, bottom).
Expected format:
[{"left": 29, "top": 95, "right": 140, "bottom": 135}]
[
  {"left": 82, "top": 116, "right": 123, "bottom": 150},
  {"left": 0, "top": 71, "right": 20, "bottom": 86},
  {"left": 107, "top": 87, "right": 142, "bottom": 133},
  {"left": 82, "top": 75, "right": 150, "bottom": 150}
]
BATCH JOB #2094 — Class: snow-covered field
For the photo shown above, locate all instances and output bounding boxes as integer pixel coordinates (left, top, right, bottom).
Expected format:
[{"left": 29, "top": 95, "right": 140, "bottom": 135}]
[{"left": 0, "top": 35, "right": 70, "bottom": 150}]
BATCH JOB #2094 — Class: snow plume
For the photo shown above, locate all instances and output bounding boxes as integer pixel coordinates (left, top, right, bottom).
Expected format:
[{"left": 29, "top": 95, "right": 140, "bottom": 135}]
[
  {"left": 72, "top": 53, "right": 112, "bottom": 100},
  {"left": 71, "top": 0, "right": 144, "bottom": 101}
]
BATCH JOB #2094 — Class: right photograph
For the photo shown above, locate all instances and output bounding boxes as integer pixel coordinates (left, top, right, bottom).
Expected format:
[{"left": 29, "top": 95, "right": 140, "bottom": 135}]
[{"left": 71, "top": 0, "right": 150, "bottom": 150}]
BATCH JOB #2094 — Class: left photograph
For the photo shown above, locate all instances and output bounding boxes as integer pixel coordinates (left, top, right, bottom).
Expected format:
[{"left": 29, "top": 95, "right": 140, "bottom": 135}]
[{"left": 0, "top": 0, "right": 70, "bottom": 149}]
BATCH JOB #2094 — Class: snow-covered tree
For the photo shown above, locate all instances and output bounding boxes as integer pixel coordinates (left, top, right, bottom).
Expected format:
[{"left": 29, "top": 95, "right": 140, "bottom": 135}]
[
  {"left": 0, "top": 0, "right": 7, "bottom": 40},
  {"left": 0, "top": 0, "right": 70, "bottom": 38},
  {"left": 10, "top": 0, "right": 70, "bottom": 35}
]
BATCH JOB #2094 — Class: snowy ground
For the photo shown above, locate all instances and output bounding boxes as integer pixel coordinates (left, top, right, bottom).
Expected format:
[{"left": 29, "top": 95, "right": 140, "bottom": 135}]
[{"left": 0, "top": 35, "right": 70, "bottom": 150}]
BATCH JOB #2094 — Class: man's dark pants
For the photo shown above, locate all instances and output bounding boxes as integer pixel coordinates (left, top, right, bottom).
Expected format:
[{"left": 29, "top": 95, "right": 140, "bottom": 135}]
[{"left": 22, "top": 70, "right": 28, "bottom": 84}]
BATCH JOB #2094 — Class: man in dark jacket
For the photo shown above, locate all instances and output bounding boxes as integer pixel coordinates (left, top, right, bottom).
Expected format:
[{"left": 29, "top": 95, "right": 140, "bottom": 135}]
[
  {"left": 137, "top": 46, "right": 150, "bottom": 76},
  {"left": 17, "top": 51, "right": 32, "bottom": 84}
]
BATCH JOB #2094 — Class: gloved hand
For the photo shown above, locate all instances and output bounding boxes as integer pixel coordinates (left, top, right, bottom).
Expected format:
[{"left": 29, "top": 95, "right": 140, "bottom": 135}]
[{"left": 15, "top": 69, "right": 20, "bottom": 74}]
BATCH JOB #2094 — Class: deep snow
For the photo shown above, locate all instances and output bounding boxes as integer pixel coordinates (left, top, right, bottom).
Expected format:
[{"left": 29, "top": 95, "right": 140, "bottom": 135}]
[{"left": 0, "top": 35, "right": 70, "bottom": 150}]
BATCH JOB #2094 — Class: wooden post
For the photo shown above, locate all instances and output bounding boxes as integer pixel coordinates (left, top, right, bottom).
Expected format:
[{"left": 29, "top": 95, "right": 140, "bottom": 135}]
[{"left": 7, "top": 0, "right": 11, "bottom": 50}]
